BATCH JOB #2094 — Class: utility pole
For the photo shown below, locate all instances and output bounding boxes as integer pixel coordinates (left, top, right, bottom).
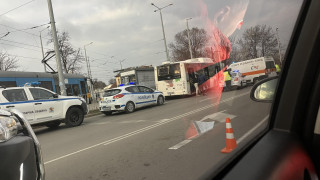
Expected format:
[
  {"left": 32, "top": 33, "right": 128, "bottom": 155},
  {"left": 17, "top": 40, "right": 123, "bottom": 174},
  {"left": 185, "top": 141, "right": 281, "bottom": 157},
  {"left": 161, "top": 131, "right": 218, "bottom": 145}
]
[
  {"left": 276, "top": 28, "right": 282, "bottom": 66},
  {"left": 46, "top": 0, "right": 67, "bottom": 96},
  {"left": 40, "top": 26, "right": 49, "bottom": 72},
  {"left": 84, "top": 42, "right": 94, "bottom": 101},
  {"left": 186, "top": 18, "right": 193, "bottom": 59},
  {"left": 151, "top": 3, "right": 172, "bottom": 63}
]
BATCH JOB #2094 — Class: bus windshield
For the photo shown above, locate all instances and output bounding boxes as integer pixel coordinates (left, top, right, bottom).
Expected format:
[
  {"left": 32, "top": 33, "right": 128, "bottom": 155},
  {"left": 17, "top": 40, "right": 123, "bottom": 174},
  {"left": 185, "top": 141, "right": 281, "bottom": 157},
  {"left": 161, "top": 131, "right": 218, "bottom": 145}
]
[{"left": 157, "top": 64, "right": 181, "bottom": 81}]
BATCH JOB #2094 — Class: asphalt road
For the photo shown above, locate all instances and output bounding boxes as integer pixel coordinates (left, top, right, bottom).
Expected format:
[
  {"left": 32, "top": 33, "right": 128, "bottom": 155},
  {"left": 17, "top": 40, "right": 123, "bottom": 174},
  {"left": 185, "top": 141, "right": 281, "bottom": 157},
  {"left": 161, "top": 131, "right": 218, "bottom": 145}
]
[{"left": 35, "top": 86, "right": 271, "bottom": 180}]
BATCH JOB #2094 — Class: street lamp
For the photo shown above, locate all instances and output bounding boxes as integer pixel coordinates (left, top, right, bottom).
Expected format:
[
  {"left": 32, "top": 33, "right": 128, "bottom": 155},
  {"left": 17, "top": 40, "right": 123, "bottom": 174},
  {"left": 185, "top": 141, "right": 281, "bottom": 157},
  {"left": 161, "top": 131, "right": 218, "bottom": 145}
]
[
  {"left": 39, "top": 26, "right": 50, "bottom": 72},
  {"left": 151, "top": 3, "right": 173, "bottom": 62},
  {"left": 84, "top": 42, "right": 94, "bottom": 102},
  {"left": 119, "top": 59, "right": 126, "bottom": 70},
  {"left": 185, "top": 18, "right": 193, "bottom": 59}
]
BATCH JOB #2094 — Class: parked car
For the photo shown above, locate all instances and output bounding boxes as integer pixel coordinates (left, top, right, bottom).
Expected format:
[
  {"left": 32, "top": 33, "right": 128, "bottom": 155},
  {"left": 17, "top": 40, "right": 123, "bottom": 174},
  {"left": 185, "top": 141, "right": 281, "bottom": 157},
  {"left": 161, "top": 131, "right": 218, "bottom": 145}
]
[
  {"left": 99, "top": 85, "right": 165, "bottom": 115},
  {"left": 0, "top": 84, "right": 88, "bottom": 128}
]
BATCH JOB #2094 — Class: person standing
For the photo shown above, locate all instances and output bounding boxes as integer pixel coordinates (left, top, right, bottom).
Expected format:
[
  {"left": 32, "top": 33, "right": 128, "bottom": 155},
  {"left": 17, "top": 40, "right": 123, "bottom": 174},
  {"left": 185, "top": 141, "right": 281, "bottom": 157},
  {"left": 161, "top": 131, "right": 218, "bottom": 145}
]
[
  {"left": 224, "top": 69, "right": 232, "bottom": 91},
  {"left": 194, "top": 73, "right": 200, "bottom": 96}
]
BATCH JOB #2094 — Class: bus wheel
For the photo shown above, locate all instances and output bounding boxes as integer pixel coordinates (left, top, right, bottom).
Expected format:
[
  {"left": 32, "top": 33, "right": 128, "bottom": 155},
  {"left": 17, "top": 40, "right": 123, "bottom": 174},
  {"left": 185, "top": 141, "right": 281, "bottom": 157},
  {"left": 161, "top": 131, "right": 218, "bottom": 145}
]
[
  {"left": 125, "top": 102, "right": 135, "bottom": 113},
  {"left": 45, "top": 120, "right": 61, "bottom": 128},
  {"left": 65, "top": 107, "right": 84, "bottom": 127},
  {"left": 157, "top": 96, "right": 164, "bottom": 105}
]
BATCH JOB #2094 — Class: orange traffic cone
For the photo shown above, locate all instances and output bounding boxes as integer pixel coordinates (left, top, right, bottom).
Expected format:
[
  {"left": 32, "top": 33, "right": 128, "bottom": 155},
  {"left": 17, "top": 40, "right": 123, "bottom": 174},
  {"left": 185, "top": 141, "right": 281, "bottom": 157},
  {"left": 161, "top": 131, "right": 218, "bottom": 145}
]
[{"left": 221, "top": 118, "right": 237, "bottom": 153}]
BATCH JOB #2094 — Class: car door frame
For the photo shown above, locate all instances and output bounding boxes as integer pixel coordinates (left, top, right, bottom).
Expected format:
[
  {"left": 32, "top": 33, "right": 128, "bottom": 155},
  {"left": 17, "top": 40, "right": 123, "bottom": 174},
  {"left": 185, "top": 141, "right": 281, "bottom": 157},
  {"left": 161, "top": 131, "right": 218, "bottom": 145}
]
[
  {"left": 27, "top": 87, "right": 62, "bottom": 123},
  {"left": 137, "top": 86, "right": 156, "bottom": 107},
  {"left": 205, "top": 0, "right": 320, "bottom": 179},
  {"left": 0, "top": 87, "right": 36, "bottom": 122}
]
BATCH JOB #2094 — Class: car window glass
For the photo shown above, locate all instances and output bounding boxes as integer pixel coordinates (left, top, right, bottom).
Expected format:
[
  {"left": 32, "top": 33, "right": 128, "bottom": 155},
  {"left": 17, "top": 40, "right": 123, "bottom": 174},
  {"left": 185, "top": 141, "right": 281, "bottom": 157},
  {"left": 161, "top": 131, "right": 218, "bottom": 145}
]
[
  {"left": 29, "top": 88, "right": 54, "bottom": 100},
  {"left": 2, "top": 89, "right": 28, "bottom": 102},
  {"left": 103, "top": 89, "right": 121, "bottom": 97},
  {"left": 138, "top": 86, "right": 153, "bottom": 93},
  {"left": 125, "top": 86, "right": 139, "bottom": 93}
]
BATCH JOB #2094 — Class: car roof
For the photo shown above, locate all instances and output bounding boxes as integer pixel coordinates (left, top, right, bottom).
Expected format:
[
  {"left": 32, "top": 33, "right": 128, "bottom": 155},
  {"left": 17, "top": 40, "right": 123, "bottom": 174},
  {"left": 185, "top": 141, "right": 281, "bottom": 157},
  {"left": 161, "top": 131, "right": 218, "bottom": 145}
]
[{"left": 107, "top": 85, "right": 135, "bottom": 91}]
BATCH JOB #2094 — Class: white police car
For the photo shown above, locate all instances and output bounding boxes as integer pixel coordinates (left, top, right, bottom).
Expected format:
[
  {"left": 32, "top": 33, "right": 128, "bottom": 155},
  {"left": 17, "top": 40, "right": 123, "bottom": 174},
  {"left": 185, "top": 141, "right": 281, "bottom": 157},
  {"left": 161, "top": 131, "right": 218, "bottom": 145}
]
[
  {"left": 0, "top": 83, "right": 88, "bottom": 128},
  {"left": 99, "top": 85, "right": 165, "bottom": 115},
  {"left": 230, "top": 71, "right": 247, "bottom": 89}
]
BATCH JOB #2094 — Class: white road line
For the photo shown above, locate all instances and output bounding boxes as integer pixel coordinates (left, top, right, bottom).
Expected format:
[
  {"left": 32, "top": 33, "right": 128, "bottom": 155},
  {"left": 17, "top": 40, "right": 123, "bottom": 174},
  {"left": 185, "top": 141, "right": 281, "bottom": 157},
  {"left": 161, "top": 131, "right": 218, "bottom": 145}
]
[
  {"left": 199, "top": 110, "right": 226, "bottom": 122},
  {"left": 44, "top": 91, "right": 249, "bottom": 165},
  {"left": 236, "top": 115, "right": 269, "bottom": 144},
  {"left": 199, "top": 97, "right": 215, "bottom": 102},
  {"left": 169, "top": 140, "right": 192, "bottom": 150},
  {"left": 88, "top": 122, "right": 110, "bottom": 125}
]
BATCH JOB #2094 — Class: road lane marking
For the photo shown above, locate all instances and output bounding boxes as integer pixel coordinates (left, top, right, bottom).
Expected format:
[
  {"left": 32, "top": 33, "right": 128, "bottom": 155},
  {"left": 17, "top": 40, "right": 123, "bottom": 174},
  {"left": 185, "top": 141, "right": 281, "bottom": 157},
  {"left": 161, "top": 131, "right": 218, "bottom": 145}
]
[
  {"left": 44, "top": 91, "right": 250, "bottom": 165},
  {"left": 169, "top": 115, "right": 269, "bottom": 151},
  {"left": 199, "top": 110, "right": 236, "bottom": 122},
  {"left": 169, "top": 140, "right": 192, "bottom": 150},
  {"left": 236, "top": 115, "right": 269, "bottom": 144},
  {"left": 120, "top": 120, "right": 147, "bottom": 123},
  {"left": 88, "top": 122, "right": 110, "bottom": 125}
]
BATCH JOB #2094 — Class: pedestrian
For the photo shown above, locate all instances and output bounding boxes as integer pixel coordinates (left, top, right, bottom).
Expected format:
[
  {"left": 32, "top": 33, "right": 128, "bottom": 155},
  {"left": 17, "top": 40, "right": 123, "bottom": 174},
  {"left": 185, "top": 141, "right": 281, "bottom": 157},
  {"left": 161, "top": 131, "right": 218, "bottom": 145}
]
[
  {"left": 276, "top": 64, "right": 281, "bottom": 75},
  {"left": 194, "top": 73, "right": 200, "bottom": 96},
  {"left": 224, "top": 69, "right": 232, "bottom": 91}
]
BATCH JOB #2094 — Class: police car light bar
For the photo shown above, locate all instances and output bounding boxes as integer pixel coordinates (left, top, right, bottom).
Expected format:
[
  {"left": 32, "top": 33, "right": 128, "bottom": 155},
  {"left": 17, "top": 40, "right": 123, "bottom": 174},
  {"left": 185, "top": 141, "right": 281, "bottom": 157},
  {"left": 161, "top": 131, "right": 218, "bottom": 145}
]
[{"left": 24, "top": 82, "right": 41, "bottom": 87}]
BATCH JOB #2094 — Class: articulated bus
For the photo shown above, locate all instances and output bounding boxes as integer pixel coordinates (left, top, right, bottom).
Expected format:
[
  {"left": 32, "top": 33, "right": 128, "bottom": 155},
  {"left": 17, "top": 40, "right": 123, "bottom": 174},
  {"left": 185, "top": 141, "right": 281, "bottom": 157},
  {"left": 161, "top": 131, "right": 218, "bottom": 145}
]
[
  {"left": 0, "top": 71, "right": 89, "bottom": 98},
  {"left": 154, "top": 58, "right": 225, "bottom": 96}
]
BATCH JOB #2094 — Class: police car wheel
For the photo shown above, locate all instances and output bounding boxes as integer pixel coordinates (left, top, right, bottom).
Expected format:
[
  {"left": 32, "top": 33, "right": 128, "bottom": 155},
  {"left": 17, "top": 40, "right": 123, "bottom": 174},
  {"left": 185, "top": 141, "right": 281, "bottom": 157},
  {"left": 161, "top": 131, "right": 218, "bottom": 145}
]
[
  {"left": 45, "top": 120, "right": 62, "bottom": 128},
  {"left": 157, "top": 96, "right": 164, "bottom": 105},
  {"left": 125, "top": 102, "right": 135, "bottom": 113},
  {"left": 65, "top": 107, "right": 84, "bottom": 127}
]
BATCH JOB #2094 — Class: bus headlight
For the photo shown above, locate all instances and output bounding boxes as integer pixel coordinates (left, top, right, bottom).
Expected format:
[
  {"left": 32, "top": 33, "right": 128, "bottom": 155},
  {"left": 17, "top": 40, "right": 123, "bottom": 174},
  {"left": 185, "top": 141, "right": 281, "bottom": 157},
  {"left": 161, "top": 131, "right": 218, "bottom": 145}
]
[{"left": 0, "top": 116, "right": 18, "bottom": 143}]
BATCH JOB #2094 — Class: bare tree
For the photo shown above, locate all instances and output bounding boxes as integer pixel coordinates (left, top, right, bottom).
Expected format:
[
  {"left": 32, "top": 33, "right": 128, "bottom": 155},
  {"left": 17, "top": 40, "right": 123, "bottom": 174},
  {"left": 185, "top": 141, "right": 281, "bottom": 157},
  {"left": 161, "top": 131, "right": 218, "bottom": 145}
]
[
  {"left": 108, "top": 78, "right": 116, "bottom": 85},
  {"left": 47, "top": 31, "right": 85, "bottom": 73},
  {"left": 0, "top": 52, "right": 19, "bottom": 71},
  {"left": 237, "top": 25, "right": 278, "bottom": 62},
  {"left": 92, "top": 79, "right": 106, "bottom": 89},
  {"left": 169, "top": 27, "right": 208, "bottom": 61}
]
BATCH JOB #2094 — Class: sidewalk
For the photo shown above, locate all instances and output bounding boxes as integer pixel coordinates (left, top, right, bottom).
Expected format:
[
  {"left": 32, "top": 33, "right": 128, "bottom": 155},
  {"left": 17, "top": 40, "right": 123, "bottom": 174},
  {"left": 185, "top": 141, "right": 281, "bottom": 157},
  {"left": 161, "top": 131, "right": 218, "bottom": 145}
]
[{"left": 88, "top": 102, "right": 99, "bottom": 111}]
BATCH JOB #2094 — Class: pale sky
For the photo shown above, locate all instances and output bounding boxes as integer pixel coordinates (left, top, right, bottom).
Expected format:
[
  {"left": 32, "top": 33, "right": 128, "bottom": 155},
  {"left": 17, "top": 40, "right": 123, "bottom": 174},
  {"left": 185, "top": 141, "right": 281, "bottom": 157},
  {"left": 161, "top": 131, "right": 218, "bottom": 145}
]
[{"left": 0, "top": 0, "right": 303, "bottom": 84}]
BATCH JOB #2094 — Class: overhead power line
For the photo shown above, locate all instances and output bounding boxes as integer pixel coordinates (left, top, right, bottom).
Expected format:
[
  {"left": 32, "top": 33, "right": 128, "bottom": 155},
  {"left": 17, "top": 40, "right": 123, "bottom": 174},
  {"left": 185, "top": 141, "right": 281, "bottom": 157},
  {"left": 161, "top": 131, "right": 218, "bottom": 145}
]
[
  {"left": 0, "top": 0, "right": 35, "bottom": 17},
  {"left": 0, "top": 23, "right": 52, "bottom": 40},
  {"left": 0, "top": 42, "right": 41, "bottom": 52},
  {"left": 0, "top": 39, "right": 50, "bottom": 50}
]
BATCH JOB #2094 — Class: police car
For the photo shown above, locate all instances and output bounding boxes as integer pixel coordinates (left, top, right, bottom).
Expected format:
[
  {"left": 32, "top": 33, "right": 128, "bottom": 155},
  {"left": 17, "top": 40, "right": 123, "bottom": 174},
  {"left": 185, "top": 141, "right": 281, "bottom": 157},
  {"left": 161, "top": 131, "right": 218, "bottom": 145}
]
[
  {"left": 99, "top": 84, "right": 165, "bottom": 115},
  {"left": 0, "top": 83, "right": 88, "bottom": 128},
  {"left": 230, "top": 71, "right": 247, "bottom": 89}
]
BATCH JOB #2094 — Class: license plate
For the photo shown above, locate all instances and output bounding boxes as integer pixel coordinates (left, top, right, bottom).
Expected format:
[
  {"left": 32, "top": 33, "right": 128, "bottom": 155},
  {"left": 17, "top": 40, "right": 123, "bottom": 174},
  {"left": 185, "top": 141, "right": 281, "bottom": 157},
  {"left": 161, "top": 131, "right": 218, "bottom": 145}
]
[
  {"left": 168, "top": 92, "right": 174, "bottom": 95},
  {"left": 102, "top": 107, "right": 111, "bottom": 111}
]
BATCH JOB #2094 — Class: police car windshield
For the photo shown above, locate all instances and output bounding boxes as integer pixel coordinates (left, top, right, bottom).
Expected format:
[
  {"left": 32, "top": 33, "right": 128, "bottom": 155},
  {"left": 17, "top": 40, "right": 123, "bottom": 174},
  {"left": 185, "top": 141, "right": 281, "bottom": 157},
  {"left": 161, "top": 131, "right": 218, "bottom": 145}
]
[
  {"left": 103, "top": 89, "right": 121, "bottom": 97},
  {"left": 231, "top": 73, "right": 238, "bottom": 77}
]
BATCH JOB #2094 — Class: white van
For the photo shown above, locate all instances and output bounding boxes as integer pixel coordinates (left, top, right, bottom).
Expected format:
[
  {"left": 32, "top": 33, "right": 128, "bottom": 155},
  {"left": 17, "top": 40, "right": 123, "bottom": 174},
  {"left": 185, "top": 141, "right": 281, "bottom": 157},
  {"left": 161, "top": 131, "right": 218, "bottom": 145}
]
[{"left": 228, "top": 57, "right": 277, "bottom": 84}]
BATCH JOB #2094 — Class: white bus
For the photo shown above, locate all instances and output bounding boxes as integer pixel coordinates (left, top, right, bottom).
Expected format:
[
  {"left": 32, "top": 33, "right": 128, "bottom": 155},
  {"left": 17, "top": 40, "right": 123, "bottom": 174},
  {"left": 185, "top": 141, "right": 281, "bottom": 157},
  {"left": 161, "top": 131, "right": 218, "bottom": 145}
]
[{"left": 154, "top": 58, "right": 224, "bottom": 96}]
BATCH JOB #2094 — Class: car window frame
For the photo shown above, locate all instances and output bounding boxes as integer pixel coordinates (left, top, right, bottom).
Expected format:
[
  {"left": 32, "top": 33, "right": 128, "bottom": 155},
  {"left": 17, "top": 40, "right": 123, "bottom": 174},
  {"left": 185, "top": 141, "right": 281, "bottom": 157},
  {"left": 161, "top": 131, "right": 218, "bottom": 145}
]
[
  {"left": 2, "top": 89, "right": 28, "bottom": 102},
  {"left": 137, "top": 86, "right": 154, "bottom": 93},
  {"left": 209, "top": 0, "right": 320, "bottom": 178},
  {"left": 29, "top": 88, "right": 55, "bottom": 100}
]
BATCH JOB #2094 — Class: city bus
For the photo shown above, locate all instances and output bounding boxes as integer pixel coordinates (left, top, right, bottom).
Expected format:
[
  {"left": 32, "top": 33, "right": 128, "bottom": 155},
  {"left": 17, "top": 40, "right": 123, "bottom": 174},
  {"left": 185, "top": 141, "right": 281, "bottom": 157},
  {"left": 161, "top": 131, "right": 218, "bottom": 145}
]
[
  {"left": 0, "top": 71, "right": 89, "bottom": 98},
  {"left": 154, "top": 58, "right": 225, "bottom": 96}
]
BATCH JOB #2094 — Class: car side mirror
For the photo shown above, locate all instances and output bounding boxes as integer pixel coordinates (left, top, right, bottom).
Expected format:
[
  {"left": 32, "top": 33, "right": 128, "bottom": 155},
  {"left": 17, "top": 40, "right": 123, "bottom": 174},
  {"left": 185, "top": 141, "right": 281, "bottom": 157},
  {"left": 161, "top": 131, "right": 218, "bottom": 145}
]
[
  {"left": 250, "top": 76, "right": 278, "bottom": 103},
  {"left": 53, "top": 93, "right": 59, "bottom": 98}
]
